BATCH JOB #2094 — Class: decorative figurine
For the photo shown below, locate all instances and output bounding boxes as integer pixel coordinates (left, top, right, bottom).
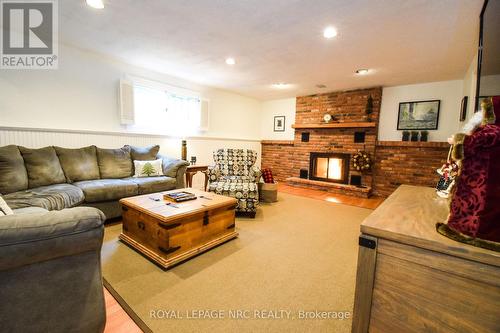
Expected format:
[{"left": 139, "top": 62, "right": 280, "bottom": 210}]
[{"left": 437, "top": 96, "right": 500, "bottom": 251}]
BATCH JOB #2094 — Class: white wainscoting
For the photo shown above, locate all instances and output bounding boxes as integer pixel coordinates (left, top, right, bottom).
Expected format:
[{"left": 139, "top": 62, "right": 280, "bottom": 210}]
[{"left": 0, "top": 127, "right": 262, "bottom": 189}]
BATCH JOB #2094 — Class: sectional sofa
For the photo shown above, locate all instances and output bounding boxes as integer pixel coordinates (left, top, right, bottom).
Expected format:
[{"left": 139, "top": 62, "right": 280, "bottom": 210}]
[
  {"left": 0, "top": 144, "right": 189, "bottom": 219},
  {"left": 0, "top": 144, "right": 188, "bottom": 332}
]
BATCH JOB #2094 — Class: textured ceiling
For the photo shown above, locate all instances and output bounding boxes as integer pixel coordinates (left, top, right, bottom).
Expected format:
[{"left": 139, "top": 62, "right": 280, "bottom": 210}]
[{"left": 59, "top": 0, "right": 483, "bottom": 100}]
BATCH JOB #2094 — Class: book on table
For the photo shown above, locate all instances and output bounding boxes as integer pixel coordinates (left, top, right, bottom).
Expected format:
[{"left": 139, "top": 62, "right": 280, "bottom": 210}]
[{"left": 163, "top": 191, "right": 197, "bottom": 202}]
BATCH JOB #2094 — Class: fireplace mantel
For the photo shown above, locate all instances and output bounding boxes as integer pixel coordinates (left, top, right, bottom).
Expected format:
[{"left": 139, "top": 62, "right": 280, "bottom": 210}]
[{"left": 291, "top": 122, "right": 376, "bottom": 129}]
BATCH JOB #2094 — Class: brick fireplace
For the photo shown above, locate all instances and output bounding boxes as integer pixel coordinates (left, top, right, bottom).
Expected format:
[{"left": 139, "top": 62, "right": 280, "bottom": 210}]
[{"left": 261, "top": 86, "right": 450, "bottom": 198}]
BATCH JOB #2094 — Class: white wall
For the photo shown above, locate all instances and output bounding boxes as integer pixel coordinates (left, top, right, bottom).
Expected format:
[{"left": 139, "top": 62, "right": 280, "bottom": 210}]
[
  {"left": 0, "top": 44, "right": 262, "bottom": 140},
  {"left": 260, "top": 98, "right": 296, "bottom": 140},
  {"left": 462, "top": 54, "right": 478, "bottom": 119},
  {"left": 378, "top": 80, "right": 464, "bottom": 142},
  {"left": 0, "top": 44, "right": 263, "bottom": 188}
]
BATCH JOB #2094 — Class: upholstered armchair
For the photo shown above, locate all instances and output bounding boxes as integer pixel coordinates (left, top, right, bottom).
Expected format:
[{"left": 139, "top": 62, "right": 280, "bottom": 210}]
[{"left": 207, "top": 149, "right": 261, "bottom": 217}]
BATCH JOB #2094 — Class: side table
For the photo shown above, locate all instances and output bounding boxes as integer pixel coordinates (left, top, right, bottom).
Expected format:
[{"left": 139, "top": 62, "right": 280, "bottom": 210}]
[{"left": 185, "top": 165, "right": 209, "bottom": 190}]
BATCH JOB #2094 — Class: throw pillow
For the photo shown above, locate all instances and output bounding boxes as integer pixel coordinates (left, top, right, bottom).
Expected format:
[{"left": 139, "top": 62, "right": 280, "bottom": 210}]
[
  {"left": 126, "top": 145, "right": 160, "bottom": 161},
  {"left": 96, "top": 146, "right": 133, "bottom": 178},
  {"left": 19, "top": 146, "right": 67, "bottom": 188},
  {"left": 54, "top": 146, "right": 100, "bottom": 182},
  {"left": 262, "top": 168, "right": 274, "bottom": 183},
  {"left": 0, "top": 195, "right": 14, "bottom": 216},
  {"left": 0, "top": 145, "right": 29, "bottom": 194},
  {"left": 133, "top": 159, "right": 164, "bottom": 178}
]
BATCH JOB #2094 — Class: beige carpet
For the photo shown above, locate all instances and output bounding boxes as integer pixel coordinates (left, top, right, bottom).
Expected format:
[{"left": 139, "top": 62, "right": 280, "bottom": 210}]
[{"left": 101, "top": 193, "right": 372, "bottom": 333}]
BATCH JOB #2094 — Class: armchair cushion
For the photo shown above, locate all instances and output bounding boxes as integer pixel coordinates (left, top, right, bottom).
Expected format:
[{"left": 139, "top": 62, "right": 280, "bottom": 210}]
[
  {"left": 213, "top": 149, "right": 258, "bottom": 176},
  {"left": 208, "top": 179, "right": 258, "bottom": 212}
]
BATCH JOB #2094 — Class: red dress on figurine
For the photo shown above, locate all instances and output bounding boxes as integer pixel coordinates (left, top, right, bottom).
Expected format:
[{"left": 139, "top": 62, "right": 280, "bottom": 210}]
[{"left": 438, "top": 96, "right": 500, "bottom": 249}]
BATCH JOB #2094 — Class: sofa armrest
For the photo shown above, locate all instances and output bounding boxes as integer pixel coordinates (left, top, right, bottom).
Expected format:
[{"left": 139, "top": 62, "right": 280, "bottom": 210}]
[
  {"left": 158, "top": 154, "right": 190, "bottom": 188},
  {"left": 0, "top": 207, "right": 105, "bottom": 271}
]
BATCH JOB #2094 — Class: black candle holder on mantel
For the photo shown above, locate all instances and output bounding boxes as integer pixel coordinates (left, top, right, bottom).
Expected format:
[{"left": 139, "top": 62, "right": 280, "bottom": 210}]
[
  {"left": 410, "top": 131, "right": 420, "bottom": 142},
  {"left": 420, "top": 131, "right": 429, "bottom": 142},
  {"left": 402, "top": 131, "right": 410, "bottom": 141}
]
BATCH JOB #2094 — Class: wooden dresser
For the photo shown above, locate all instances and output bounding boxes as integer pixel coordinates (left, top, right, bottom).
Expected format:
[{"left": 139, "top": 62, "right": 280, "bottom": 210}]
[{"left": 352, "top": 185, "right": 500, "bottom": 333}]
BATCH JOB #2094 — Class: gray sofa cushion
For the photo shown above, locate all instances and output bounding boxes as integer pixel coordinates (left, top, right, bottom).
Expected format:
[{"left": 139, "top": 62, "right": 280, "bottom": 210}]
[
  {"left": 19, "top": 146, "right": 66, "bottom": 188},
  {"left": 55, "top": 146, "right": 100, "bottom": 182},
  {"left": 12, "top": 207, "right": 49, "bottom": 215},
  {"left": 96, "top": 146, "right": 133, "bottom": 179},
  {"left": 125, "top": 176, "right": 177, "bottom": 194},
  {"left": 3, "top": 183, "right": 85, "bottom": 211},
  {"left": 126, "top": 145, "right": 160, "bottom": 161},
  {"left": 0, "top": 145, "right": 28, "bottom": 194},
  {"left": 74, "top": 179, "right": 138, "bottom": 203}
]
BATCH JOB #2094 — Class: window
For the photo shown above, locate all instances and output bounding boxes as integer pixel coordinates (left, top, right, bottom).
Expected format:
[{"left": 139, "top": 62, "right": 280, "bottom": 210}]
[{"left": 130, "top": 79, "right": 205, "bottom": 135}]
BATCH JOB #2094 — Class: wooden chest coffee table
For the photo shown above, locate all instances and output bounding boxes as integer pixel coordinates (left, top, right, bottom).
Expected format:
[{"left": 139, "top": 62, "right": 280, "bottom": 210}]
[{"left": 119, "top": 188, "right": 238, "bottom": 269}]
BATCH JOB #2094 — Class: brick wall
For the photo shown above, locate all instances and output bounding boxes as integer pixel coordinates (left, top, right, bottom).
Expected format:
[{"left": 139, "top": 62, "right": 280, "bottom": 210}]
[
  {"left": 261, "top": 140, "right": 294, "bottom": 182},
  {"left": 296, "top": 87, "right": 382, "bottom": 124},
  {"left": 372, "top": 142, "right": 449, "bottom": 197},
  {"left": 262, "top": 140, "right": 450, "bottom": 197}
]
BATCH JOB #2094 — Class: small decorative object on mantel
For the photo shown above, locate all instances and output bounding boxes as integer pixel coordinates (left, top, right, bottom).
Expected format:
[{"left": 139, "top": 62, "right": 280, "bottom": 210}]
[
  {"left": 410, "top": 131, "right": 419, "bottom": 141},
  {"left": 397, "top": 100, "right": 440, "bottom": 130},
  {"left": 365, "top": 95, "right": 374, "bottom": 122},
  {"left": 274, "top": 116, "right": 285, "bottom": 132},
  {"left": 181, "top": 140, "right": 187, "bottom": 161},
  {"left": 352, "top": 150, "right": 371, "bottom": 172},
  {"left": 190, "top": 156, "right": 197, "bottom": 165},
  {"left": 420, "top": 130, "right": 429, "bottom": 142},
  {"left": 323, "top": 113, "right": 333, "bottom": 123},
  {"left": 402, "top": 131, "right": 410, "bottom": 141}
]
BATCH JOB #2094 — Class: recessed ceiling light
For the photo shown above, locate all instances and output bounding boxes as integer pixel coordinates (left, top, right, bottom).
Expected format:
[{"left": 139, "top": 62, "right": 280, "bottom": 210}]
[
  {"left": 323, "top": 26, "right": 338, "bottom": 39},
  {"left": 225, "top": 57, "right": 236, "bottom": 65},
  {"left": 86, "top": 0, "right": 104, "bottom": 9},
  {"left": 355, "top": 69, "right": 370, "bottom": 75},
  {"left": 272, "top": 83, "right": 289, "bottom": 89}
]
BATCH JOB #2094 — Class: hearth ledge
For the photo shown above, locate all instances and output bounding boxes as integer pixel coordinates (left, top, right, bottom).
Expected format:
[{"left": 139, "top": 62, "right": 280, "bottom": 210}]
[{"left": 286, "top": 177, "right": 372, "bottom": 198}]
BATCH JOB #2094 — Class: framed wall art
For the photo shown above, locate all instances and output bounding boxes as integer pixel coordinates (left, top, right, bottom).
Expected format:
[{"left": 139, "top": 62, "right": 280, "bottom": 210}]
[
  {"left": 274, "top": 116, "right": 285, "bottom": 132},
  {"left": 397, "top": 100, "right": 440, "bottom": 130}
]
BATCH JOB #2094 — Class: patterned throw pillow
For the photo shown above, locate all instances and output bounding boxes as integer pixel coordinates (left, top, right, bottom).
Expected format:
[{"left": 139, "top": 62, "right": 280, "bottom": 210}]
[
  {"left": 133, "top": 159, "right": 164, "bottom": 178},
  {"left": 0, "top": 195, "right": 14, "bottom": 216},
  {"left": 262, "top": 168, "right": 274, "bottom": 183}
]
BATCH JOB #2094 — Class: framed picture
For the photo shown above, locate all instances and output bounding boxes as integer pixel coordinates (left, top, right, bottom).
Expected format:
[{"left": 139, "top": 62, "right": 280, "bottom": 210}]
[
  {"left": 397, "top": 100, "right": 440, "bottom": 130},
  {"left": 274, "top": 116, "right": 285, "bottom": 132},
  {"left": 460, "top": 96, "right": 468, "bottom": 121}
]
